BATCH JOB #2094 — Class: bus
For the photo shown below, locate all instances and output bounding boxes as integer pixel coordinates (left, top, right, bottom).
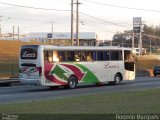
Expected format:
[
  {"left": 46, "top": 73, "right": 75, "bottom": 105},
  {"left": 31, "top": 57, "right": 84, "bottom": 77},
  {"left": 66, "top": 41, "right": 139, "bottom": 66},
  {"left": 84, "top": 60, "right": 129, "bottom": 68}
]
[{"left": 19, "top": 45, "right": 135, "bottom": 88}]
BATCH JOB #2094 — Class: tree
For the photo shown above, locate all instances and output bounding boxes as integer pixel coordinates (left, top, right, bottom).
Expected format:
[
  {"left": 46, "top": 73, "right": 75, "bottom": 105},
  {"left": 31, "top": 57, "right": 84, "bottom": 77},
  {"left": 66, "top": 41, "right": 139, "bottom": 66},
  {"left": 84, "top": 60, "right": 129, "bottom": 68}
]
[
  {"left": 143, "top": 24, "right": 155, "bottom": 35},
  {"left": 154, "top": 25, "right": 160, "bottom": 36},
  {"left": 112, "top": 24, "right": 160, "bottom": 49},
  {"left": 112, "top": 30, "right": 133, "bottom": 47}
]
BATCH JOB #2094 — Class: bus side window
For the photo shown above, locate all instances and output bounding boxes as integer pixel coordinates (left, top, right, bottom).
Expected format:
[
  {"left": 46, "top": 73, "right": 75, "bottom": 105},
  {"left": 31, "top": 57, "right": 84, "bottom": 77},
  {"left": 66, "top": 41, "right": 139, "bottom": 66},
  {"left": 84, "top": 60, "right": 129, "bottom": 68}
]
[
  {"left": 110, "top": 51, "right": 122, "bottom": 61},
  {"left": 66, "top": 51, "right": 74, "bottom": 61},
  {"left": 58, "top": 51, "right": 65, "bottom": 62},
  {"left": 44, "top": 51, "right": 53, "bottom": 62},
  {"left": 82, "top": 51, "right": 95, "bottom": 61},
  {"left": 92, "top": 51, "right": 96, "bottom": 61},
  {"left": 103, "top": 51, "right": 110, "bottom": 60},
  {"left": 82, "top": 52, "right": 87, "bottom": 61},
  {"left": 97, "top": 51, "right": 103, "bottom": 61},
  {"left": 44, "top": 51, "right": 48, "bottom": 62},
  {"left": 74, "top": 51, "right": 81, "bottom": 62},
  {"left": 86, "top": 52, "right": 92, "bottom": 61},
  {"left": 53, "top": 51, "right": 59, "bottom": 62},
  {"left": 48, "top": 51, "right": 53, "bottom": 62},
  {"left": 119, "top": 51, "right": 123, "bottom": 60}
]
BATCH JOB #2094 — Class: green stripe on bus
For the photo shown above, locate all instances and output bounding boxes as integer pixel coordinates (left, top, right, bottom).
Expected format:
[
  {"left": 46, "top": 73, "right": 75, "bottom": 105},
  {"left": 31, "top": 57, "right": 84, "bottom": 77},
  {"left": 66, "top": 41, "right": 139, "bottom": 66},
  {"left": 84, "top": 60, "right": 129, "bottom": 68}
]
[
  {"left": 76, "top": 64, "right": 99, "bottom": 83},
  {"left": 51, "top": 65, "right": 68, "bottom": 81}
]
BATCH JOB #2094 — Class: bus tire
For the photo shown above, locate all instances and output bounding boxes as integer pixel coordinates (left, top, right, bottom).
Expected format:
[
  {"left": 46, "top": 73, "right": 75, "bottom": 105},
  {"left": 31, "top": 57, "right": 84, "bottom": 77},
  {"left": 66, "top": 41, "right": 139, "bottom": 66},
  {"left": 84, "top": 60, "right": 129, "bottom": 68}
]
[
  {"left": 67, "top": 76, "right": 77, "bottom": 89},
  {"left": 154, "top": 74, "right": 157, "bottom": 77},
  {"left": 114, "top": 73, "right": 122, "bottom": 85}
]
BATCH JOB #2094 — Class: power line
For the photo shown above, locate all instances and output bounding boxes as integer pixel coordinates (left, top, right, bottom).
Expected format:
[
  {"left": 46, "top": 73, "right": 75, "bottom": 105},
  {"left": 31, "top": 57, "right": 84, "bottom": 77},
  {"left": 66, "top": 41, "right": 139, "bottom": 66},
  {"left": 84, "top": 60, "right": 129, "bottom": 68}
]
[
  {"left": 142, "top": 33, "right": 160, "bottom": 40},
  {"left": 83, "top": 0, "right": 160, "bottom": 13},
  {"left": 80, "top": 17, "right": 132, "bottom": 28},
  {"left": 0, "top": 1, "right": 70, "bottom": 11},
  {"left": 1, "top": 18, "right": 11, "bottom": 29},
  {"left": 0, "top": 7, "right": 130, "bottom": 29},
  {"left": 80, "top": 12, "right": 131, "bottom": 28},
  {"left": 0, "top": 1, "right": 132, "bottom": 29}
]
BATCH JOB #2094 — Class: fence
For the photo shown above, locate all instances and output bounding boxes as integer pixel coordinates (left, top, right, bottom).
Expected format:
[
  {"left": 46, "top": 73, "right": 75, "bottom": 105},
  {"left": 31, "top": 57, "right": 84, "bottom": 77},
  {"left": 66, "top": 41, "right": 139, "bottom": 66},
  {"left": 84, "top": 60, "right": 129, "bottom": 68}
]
[
  {"left": 135, "top": 55, "right": 160, "bottom": 77},
  {"left": 0, "top": 62, "right": 19, "bottom": 78},
  {"left": 0, "top": 40, "right": 43, "bottom": 78}
]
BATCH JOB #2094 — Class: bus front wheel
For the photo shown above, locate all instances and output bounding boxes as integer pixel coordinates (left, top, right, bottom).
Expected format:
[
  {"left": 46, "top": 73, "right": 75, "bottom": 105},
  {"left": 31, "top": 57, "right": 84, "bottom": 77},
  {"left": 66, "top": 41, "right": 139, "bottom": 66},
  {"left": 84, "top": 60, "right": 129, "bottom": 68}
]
[
  {"left": 67, "top": 76, "right": 78, "bottom": 89},
  {"left": 114, "top": 74, "right": 122, "bottom": 85}
]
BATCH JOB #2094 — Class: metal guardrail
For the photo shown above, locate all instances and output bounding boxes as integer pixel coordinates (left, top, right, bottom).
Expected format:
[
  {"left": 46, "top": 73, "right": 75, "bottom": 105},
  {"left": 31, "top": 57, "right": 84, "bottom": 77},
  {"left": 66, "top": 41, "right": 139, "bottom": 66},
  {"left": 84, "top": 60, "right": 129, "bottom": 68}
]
[
  {"left": 0, "top": 78, "right": 19, "bottom": 83},
  {"left": 0, "top": 77, "right": 20, "bottom": 86},
  {"left": 0, "top": 63, "right": 19, "bottom": 78}
]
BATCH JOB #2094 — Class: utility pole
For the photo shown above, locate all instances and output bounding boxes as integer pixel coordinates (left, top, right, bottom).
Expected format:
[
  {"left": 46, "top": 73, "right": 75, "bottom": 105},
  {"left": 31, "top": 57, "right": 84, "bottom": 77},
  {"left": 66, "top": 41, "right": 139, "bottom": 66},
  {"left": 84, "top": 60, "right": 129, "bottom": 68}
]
[
  {"left": 71, "top": 0, "right": 74, "bottom": 46},
  {"left": 51, "top": 21, "right": 54, "bottom": 44},
  {"left": 0, "top": 16, "right": 2, "bottom": 39},
  {"left": 18, "top": 26, "right": 19, "bottom": 41},
  {"left": 13, "top": 26, "right": 15, "bottom": 40},
  {"left": 0, "top": 24, "right": 1, "bottom": 39},
  {"left": 132, "top": 31, "right": 134, "bottom": 49},
  {"left": 150, "top": 36, "right": 151, "bottom": 54},
  {"left": 139, "top": 21, "right": 142, "bottom": 56},
  {"left": 75, "top": 0, "right": 81, "bottom": 46}
]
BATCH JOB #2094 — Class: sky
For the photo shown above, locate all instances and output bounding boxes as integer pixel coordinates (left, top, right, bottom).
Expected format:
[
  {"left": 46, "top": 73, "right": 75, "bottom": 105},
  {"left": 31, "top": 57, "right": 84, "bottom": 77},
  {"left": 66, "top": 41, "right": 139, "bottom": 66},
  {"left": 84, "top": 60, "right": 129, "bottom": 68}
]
[{"left": 0, "top": 0, "right": 160, "bottom": 40}]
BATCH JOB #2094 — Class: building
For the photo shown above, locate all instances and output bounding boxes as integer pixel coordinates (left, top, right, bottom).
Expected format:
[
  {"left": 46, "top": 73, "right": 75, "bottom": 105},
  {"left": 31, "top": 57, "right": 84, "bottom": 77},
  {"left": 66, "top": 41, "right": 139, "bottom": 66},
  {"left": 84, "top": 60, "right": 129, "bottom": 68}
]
[
  {"left": 23, "top": 32, "right": 98, "bottom": 46},
  {"left": 132, "top": 48, "right": 147, "bottom": 55}
]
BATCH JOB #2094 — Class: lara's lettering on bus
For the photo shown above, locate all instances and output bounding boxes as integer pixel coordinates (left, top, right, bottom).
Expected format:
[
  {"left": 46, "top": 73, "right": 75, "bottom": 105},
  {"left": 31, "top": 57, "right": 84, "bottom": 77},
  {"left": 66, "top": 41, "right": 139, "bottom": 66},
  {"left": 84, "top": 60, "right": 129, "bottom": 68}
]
[
  {"left": 104, "top": 63, "right": 119, "bottom": 69},
  {"left": 22, "top": 51, "right": 36, "bottom": 58}
]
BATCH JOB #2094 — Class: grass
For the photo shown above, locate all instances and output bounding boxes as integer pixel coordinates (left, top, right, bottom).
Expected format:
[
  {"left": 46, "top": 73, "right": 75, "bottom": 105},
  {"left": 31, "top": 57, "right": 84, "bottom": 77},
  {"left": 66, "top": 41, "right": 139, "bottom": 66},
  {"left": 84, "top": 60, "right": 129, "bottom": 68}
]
[{"left": 0, "top": 88, "right": 160, "bottom": 114}]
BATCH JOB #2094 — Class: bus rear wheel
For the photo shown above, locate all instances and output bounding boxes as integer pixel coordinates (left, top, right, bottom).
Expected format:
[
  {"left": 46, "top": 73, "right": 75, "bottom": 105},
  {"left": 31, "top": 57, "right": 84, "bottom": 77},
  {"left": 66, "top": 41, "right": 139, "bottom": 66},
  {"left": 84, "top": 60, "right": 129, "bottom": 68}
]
[{"left": 67, "top": 76, "right": 77, "bottom": 89}]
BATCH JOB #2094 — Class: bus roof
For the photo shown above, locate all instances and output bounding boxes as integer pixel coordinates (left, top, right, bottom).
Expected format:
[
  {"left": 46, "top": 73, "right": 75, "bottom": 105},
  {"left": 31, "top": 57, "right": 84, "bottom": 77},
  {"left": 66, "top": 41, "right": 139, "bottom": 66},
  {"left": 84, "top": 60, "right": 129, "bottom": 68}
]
[{"left": 22, "top": 45, "right": 132, "bottom": 51}]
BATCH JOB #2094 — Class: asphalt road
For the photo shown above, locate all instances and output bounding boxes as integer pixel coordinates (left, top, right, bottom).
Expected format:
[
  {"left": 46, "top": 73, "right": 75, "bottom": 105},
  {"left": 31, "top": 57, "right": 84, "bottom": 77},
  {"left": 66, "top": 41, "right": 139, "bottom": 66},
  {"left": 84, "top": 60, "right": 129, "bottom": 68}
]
[{"left": 0, "top": 77, "right": 160, "bottom": 104}]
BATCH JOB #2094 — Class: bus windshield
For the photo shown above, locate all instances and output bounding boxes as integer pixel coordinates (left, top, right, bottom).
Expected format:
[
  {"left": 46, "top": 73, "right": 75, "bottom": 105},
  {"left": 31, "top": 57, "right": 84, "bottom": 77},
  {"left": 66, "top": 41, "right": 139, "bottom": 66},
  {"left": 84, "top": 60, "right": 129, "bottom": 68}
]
[{"left": 124, "top": 50, "right": 135, "bottom": 71}]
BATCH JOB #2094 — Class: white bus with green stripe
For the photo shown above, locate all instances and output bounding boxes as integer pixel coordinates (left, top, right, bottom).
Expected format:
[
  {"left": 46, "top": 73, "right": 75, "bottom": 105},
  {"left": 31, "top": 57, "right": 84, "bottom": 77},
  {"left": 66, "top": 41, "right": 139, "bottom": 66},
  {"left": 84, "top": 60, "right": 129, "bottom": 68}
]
[{"left": 19, "top": 45, "right": 135, "bottom": 88}]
